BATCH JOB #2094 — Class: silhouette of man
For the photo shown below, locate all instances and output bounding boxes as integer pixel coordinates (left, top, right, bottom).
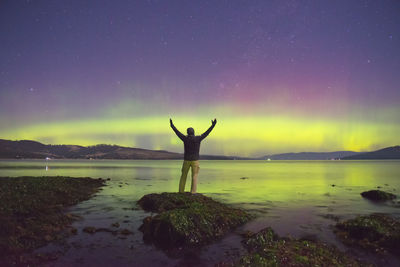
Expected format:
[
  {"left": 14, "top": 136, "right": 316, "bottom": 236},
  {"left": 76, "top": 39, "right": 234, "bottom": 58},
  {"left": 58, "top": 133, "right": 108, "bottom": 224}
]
[{"left": 170, "top": 118, "right": 217, "bottom": 193}]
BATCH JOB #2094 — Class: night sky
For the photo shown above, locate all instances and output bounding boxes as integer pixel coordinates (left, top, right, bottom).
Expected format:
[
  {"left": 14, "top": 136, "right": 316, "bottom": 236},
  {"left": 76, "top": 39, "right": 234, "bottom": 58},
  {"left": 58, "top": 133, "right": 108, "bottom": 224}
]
[{"left": 1, "top": 0, "right": 399, "bottom": 156}]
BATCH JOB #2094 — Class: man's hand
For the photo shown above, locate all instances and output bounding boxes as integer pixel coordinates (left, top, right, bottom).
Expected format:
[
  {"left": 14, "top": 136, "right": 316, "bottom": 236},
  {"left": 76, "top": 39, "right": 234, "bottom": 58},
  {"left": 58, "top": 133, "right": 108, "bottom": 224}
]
[{"left": 211, "top": 118, "right": 217, "bottom": 126}]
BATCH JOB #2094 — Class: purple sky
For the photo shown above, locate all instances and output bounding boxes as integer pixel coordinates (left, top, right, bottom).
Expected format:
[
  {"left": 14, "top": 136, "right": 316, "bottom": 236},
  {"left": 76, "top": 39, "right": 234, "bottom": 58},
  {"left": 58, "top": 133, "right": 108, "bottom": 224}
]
[{"left": 0, "top": 0, "right": 399, "bottom": 155}]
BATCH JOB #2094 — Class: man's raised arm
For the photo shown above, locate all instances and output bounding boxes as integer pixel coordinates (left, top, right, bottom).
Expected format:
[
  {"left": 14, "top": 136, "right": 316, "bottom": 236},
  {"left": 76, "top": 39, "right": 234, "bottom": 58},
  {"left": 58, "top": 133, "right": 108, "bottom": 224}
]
[
  {"left": 200, "top": 118, "right": 217, "bottom": 140},
  {"left": 170, "top": 119, "right": 185, "bottom": 141}
]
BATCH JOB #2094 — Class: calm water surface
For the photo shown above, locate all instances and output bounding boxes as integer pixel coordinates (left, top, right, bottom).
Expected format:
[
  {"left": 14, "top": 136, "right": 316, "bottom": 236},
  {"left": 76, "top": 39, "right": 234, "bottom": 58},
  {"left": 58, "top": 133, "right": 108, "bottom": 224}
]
[{"left": 1, "top": 160, "right": 399, "bottom": 266}]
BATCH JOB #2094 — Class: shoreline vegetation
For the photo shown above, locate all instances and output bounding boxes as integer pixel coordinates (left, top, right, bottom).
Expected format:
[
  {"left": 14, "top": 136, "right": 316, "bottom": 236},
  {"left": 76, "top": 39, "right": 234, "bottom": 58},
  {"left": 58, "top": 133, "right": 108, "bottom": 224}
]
[
  {"left": 0, "top": 176, "right": 105, "bottom": 265},
  {"left": 0, "top": 176, "right": 399, "bottom": 266}
]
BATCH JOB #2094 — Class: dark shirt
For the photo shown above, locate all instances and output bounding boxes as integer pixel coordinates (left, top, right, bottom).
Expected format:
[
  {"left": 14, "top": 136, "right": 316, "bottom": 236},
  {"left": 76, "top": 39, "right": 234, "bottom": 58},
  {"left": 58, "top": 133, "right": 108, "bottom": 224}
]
[{"left": 171, "top": 124, "right": 215, "bottom": 161}]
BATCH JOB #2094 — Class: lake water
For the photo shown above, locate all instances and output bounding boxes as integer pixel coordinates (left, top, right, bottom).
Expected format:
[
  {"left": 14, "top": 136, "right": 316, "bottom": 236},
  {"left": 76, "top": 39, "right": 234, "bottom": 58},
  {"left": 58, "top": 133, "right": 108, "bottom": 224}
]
[{"left": 1, "top": 160, "right": 400, "bottom": 266}]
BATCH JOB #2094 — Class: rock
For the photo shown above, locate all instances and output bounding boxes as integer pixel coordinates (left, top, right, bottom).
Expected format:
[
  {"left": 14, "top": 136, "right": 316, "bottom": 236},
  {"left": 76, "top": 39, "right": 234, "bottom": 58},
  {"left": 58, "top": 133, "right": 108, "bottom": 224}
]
[
  {"left": 83, "top": 226, "right": 96, "bottom": 234},
  {"left": 335, "top": 213, "right": 400, "bottom": 254},
  {"left": 0, "top": 176, "right": 105, "bottom": 266},
  {"left": 82, "top": 227, "right": 118, "bottom": 234},
  {"left": 95, "top": 228, "right": 117, "bottom": 234},
  {"left": 224, "top": 227, "right": 370, "bottom": 266},
  {"left": 239, "top": 230, "right": 254, "bottom": 239},
  {"left": 137, "top": 192, "right": 252, "bottom": 248},
  {"left": 360, "top": 190, "right": 396, "bottom": 201},
  {"left": 111, "top": 222, "right": 120, "bottom": 228},
  {"left": 320, "top": 214, "right": 340, "bottom": 222},
  {"left": 242, "top": 227, "right": 278, "bottom": 251},
  {"left": 119, "top": 229, "right": 133, "bottom": 235}
]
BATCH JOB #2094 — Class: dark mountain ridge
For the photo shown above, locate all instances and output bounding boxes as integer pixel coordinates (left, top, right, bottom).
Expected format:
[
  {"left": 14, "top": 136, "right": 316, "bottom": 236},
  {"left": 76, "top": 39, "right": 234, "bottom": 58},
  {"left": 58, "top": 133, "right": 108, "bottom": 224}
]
[
  {"left": 1, "top": 139, "right": 398, "bottom": 160},
  {"left": 341, "top": 146, "right": 400, "bottom": 160},
  {"left": 260, "top": 151, "right": 360, "bottom": 160},
  {"left": 0, "top": 139, "right": 238, "bottom": 160}
]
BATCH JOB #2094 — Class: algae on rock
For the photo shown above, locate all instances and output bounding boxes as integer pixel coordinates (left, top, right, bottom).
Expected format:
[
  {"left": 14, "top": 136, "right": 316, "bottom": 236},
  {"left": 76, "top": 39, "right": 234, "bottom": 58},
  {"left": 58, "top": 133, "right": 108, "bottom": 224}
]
[
  {"left": 335, "top": 213, "right": 400, "bottom": 254},
  {"left": 0, "top": 176, "right": 105, "bottom": 265},
  {"left": 225, "top": 227, "right": 371, "bottom": 267},
  {"left": 137, "top": 192, "right": 252, "bottom": 248}
]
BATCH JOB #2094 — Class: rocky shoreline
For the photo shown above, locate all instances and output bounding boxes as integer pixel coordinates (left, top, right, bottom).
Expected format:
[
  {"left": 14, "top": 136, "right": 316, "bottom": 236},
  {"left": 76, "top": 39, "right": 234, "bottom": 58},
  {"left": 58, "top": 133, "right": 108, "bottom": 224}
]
[
  {"left": 1, "top": 176, "right": 399, "bottom": 266},
  {"left": 219, "top": 227, "right": 372, "bottom": 266},
  {"left": 0, "top": 176, "right": 105, "bottom": 265},
  {"left": 136, "top": 191, "right": 399, "bottom": 266}
]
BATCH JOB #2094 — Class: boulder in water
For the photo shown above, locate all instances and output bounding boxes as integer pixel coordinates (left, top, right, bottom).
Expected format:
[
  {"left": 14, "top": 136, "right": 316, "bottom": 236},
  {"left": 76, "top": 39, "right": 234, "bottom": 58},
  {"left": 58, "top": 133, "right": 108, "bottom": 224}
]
[
  {"left": 137, "top": 192, "right": 252, "bottom": 248},
  {"left": 360, "top": 190, "right": 396, "bottom": 201}
]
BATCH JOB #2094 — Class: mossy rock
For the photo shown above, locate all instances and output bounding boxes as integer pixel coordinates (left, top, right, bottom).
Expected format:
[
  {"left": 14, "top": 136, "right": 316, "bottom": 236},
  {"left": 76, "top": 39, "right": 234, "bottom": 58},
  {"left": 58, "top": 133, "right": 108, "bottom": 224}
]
[
  {"left": 225, "top": 227, "right": 370, "bottom": 267},
  {"left": 0, "top": 176, "right": 105, "bottom": 265},
  {"left": 137, "top": 192, "right": 252, "bottom": 248},
  {"left": 361, "top": 190, "right": 396, "bottom": 201},
  {"left": 241, "top": 227, "right": 278, "bottom": 251},
  {"left": 335, "top": 213, "right": 400, "bottom": 254}
]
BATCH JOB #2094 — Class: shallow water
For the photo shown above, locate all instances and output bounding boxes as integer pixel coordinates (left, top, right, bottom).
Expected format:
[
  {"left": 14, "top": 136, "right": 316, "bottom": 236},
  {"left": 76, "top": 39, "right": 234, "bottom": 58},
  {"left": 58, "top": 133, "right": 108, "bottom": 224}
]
[{"left": 1, "top": 159, "right": 400, "bottom": 266}]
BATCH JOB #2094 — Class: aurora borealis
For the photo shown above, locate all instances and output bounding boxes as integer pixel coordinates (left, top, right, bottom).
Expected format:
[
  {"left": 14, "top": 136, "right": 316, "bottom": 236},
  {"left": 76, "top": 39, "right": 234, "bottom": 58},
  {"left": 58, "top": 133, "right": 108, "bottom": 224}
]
[{"left": 1, "top": 1, "right": 399, "bottom": 156}]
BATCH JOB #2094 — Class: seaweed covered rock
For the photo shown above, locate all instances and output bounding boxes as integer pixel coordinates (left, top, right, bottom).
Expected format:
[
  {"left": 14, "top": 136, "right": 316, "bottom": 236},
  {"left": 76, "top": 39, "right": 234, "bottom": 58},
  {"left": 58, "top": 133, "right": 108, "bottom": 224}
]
[
  {"left": 361, "top": 190, "right": 396, "bottom": 201},
  {"left": 225, "top": 227, "right": 370, "bottom": 267},
  {"left": 241, "top": 227, "right": 278, "bottom": 252},
  {"left": 0, "top": 176, "right": 105, "bottom": 265},
  {"left": 335, "top": 213, "right": 400, "bottom": 254},
  {"left": 137, "top": 192, "right": 252, "bottom": 248}
]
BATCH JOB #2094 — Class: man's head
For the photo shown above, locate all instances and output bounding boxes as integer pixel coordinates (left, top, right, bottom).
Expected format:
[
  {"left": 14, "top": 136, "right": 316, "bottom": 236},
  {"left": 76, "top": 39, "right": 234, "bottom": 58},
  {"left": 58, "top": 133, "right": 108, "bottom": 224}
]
[{"left": 187, "top": 127, "right": 195, "bottom": 136}]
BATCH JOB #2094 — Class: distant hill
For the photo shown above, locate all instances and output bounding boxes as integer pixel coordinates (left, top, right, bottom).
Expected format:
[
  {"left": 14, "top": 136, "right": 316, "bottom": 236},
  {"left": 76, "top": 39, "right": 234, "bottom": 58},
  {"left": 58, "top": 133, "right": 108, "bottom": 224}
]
[
  {"left": 0, "top": 139, "right": 236, "bottom": 160},
  {"left": 2, "top": 139, "right": 397, "bottom": 160},
  {"left": 341, "top": 146, "right": 400, "bottom": 160},
  {"left": 260, "top": 151, "right": 360, "bottom": 160}
]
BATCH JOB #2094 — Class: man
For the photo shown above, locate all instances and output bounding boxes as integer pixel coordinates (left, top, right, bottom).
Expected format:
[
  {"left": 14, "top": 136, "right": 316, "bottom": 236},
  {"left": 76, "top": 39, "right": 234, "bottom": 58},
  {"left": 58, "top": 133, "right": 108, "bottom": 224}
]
[{"left": 170, "top": 118, "right": 217, "bottom": 193}]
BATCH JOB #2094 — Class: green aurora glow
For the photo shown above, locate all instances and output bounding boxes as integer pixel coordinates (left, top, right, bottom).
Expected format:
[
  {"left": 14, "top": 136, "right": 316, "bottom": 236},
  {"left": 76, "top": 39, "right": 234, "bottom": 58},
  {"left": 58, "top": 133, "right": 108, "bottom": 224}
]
[{"left": 2, "top": 107, "right": 399, "bottom": 156}]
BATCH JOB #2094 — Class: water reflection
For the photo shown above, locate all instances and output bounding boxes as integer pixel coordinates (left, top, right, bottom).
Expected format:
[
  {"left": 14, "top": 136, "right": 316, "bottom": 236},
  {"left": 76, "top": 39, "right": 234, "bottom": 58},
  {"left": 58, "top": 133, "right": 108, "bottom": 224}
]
[
  {"left": 0, "top": 160, "right": 399, "bottom": 266},
  {"left": 1, "top": 160, "right": 399, "bottom": 208}
]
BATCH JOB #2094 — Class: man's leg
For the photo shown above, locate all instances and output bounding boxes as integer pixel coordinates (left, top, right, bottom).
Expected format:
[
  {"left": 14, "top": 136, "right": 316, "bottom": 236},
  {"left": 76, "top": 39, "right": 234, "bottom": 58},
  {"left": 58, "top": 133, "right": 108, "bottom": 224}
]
[
  {"left": 179, "top": 160, "right": 191, "bottom": 193},
  {"left": 190, "top": 160, "right": 200, "bottom": 193}
]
